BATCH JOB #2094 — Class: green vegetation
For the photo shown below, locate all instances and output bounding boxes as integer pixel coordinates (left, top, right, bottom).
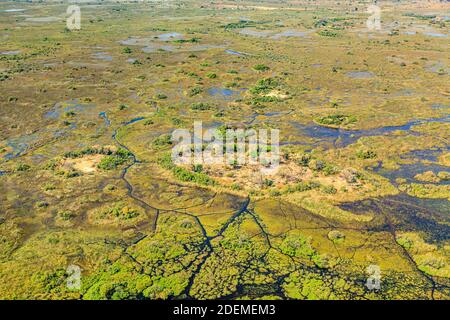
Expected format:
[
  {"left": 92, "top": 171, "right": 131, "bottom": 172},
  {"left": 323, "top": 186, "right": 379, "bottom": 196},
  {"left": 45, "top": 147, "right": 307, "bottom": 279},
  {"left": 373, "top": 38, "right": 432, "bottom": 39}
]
[
  {"left": 59, "top": 211, "right": 75, "bottom": 221},
  {"left": 154, "top": 93, "right": 167, "bottom": 100},
  {"left": 317, "top": 29, "right": 339, "bottom": 37},
  {"left": 188, "top": 87, "right": 203, "bottom": 97},
  {"left": 15, "top": 163, "right": 31, "bottom": 172},
  {"left": 316, "top": 114, "right": 356, "bottom": 126},
  {"left": 158, "top": 154, "right": 216, "bottom": 186},
  {"left": 64, "top": 147, "right": 114, "bottom": 159},
  {"left": 286, "top": 181, "right": 321, "bottom": 193},
  {"left": 152, "top": 134, "right": 172, "bottom": 148},
  {"left": 100, "top": 203, "right": 140, "bottom": 220},
  {"left": 191, "top": 102, "right": 212, "bottom": 111},
  {"left": 249, "top": 78, "right": 279, "bottom": 95},
  {"left": 356, "top": 149, "right": 377, "bottom": 159},
  {"left": 224, "top": 20, "right": 255, "bottom": 30},
  {"left": 97, "top": 148, "right": 132, "bottom": 170},
  {"left": 253, "top": 64, "right": 270, "bottom": 72},
  {"left": 173, "top": 38, "right": 200, "bottom": 44}
]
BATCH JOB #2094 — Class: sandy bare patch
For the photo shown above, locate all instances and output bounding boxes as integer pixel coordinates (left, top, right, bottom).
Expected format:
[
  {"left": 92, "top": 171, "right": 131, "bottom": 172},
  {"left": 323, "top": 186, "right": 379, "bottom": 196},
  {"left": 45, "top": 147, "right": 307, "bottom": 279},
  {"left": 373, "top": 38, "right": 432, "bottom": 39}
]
[
  {"left": 266, "top": 90, "right": 290, "bottom": 100},
  {"left": 62, "top": 154, "right": 104, "bottom": 173},
  {"left": 186, "top": 156, "right": 362, "bottom": 194}
]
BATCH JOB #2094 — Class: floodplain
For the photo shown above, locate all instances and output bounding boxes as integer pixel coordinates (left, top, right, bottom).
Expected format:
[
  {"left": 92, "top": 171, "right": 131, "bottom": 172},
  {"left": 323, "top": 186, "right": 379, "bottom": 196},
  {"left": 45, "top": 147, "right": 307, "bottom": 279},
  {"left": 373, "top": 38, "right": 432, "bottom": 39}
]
[{"left": 0, "top": 0, "right": 449, "bottom": 300}]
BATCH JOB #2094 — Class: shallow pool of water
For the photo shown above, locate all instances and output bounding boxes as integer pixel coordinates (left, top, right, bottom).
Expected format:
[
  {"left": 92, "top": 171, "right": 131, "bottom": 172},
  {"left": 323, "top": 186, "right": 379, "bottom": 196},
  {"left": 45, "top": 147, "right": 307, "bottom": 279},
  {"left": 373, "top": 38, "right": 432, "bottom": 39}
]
[
  {"left": 426, "top": 62, "right": 449, "bottom": 75},
  {"left": 339, "top": 194, "right": 449, "bottom": 242},
  {"left": 239, "top": 29, "right": 272, "bottom": 37},
  {"left": 4, "top": 132, "right": 41, "bottom": 160},
  {"left": 124, "top": 117, "right": 145, "bottom": 125},
  {"left": 92, "top": 52, "right": 112, "bottom": 61},
  {"left": 289, "top": 114, "right": 450, "bottom": 148},
  {"left": 99, "top": 112, "right": 111, "bottom": 126},
  {"left": 423, "top": 32, "right": 448, "bottom": 38},
  {"left": 1, "top": 50, "right": 21, "bottom": 55},
  {"left": 120, "top": 33, "right": 184, "bottom": 46},
  {"left": 44, "top": 101, "right": 95, "bottom": 119},
  {"left": 225, "top": 49, "right": 246, "bottom": 56},
  {"left": 156, "top": 32, "right": 183, "bottom": 41},
  {"left": 404, "top": 148, "right": 448, "bottom": 162},
  {"left": 375, "top": 162, "right": 450, "bottom": 185},
  {"left": 346, "top": 71, "right": 375, "bottom": 79},
  {"left": 270, "top": 30, "right": 308, "bottom": 39},
  {"left": 373, "top": 147, "right": 450, "bottom": 185},
  {"left": 207, "top": 87, "right": 245, "bottom": 99},
  {"left": 142, "top": 44, "right": 175, "bottom": 53},
  {"left": 3, "top": 9, "right": 25, "bottom": 12}
]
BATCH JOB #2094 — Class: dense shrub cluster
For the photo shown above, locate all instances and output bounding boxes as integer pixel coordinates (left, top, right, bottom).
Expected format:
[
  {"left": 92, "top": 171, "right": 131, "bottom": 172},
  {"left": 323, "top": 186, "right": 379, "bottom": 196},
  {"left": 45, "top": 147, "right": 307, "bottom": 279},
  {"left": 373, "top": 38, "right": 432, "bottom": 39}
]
[
  {"left": 249, "top": 78, "right": 279, "bottom": 95},
  {"left": 97, "top": 148, "right": 132, "bottom": 170},
  {"left": 316, "top": 114, "right": 356, "bottom": 126},
  {"left": 158, "top": 154, "right": 216, "bottom": 186}
]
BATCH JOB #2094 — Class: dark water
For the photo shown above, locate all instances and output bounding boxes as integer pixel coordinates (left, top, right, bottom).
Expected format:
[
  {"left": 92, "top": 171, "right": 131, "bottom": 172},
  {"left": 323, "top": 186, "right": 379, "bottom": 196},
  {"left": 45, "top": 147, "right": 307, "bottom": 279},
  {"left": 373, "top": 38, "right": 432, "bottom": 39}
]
[
  {"left": 264, "top": 111, "right": 284, "bottom": 117},
  {"left": 288, "top": 114, "right": 450, "bottom": 148},
  {"left": 375, "top": 162, "right": 450, "bottom": 185},
  {"left": 44, "top": 101, "right": 95, "bottom": 119},
  {"left": 339, "top": 194, "right": 450, "bottom": 242},
  {"left": 373, "top": 147, "right": 450, "bottom": 185},
  {"left": 3, "top": 101, "right": 99, "bottom": 161},
  {"left": 207, "top": 88, "right": 245, "bottom": 99},
  {"left": 99, "top": 112, "right": 111, "bottom": 126},
  {"left": 42, "top": 101, "right": 90, "bottom": 138},
  {"left": 225, "top": 49, "right": 245, "bottom": 56},
  {"left": 3, "top": 133, "right": 41, "bottom": 160},
  {"left": 3, "top": 124, "right": 80, "bottom": 161},
  {"left": 404, "top": 148, "right": 448, "bottom": 162},
  {"left": 123, "top": 117, "right": 145, "bottom": 125}
]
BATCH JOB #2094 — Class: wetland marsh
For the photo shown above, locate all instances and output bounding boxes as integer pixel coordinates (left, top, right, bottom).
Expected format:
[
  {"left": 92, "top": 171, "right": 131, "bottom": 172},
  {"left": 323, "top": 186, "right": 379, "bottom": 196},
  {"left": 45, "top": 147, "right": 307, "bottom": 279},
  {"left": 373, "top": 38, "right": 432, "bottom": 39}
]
[{"left": 0, "top": 0, "right": 449, "bottom": 300}]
